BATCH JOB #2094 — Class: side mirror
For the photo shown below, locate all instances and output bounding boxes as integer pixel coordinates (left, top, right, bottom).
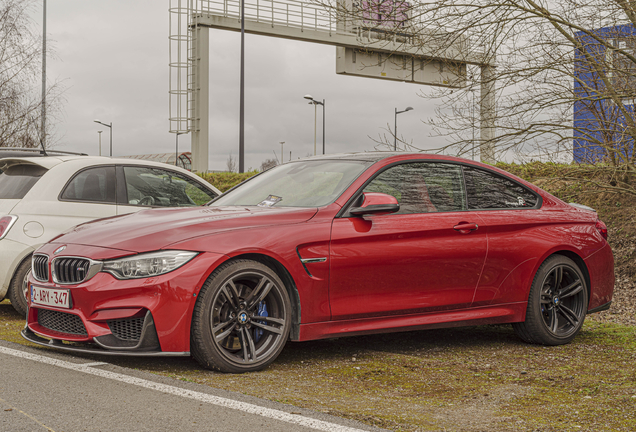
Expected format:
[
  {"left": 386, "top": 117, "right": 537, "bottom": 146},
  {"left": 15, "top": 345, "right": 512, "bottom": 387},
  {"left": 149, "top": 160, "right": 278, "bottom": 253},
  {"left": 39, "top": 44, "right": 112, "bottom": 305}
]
[{"left": 350, "top": 192, "right": 400, "bottom": 216}]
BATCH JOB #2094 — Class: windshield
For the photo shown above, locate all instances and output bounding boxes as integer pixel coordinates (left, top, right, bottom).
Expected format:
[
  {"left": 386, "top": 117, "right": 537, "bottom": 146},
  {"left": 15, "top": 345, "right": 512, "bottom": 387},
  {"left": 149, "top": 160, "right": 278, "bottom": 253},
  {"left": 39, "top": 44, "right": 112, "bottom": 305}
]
[
  {"left": 210, "top": 160, "right": 371, "bottom": 208},
  {"left": 0, "top": 164, "right": 48, "bottom": 199}
]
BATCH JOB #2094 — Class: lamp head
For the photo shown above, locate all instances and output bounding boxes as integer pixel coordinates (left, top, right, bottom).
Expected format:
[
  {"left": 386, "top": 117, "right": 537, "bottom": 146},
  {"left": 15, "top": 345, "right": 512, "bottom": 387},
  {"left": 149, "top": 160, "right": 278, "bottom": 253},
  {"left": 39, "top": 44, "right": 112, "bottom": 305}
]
[
  {"left": 303, "top": 94, "right": 314, "bottom": 101},
  {"left": 405, "top": 107, "right": 414, "bottom": 111}
]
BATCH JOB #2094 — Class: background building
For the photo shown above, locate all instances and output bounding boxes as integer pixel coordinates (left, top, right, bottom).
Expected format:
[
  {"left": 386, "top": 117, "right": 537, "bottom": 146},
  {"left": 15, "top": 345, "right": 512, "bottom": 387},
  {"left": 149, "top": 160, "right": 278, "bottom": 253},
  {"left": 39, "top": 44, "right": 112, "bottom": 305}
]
[
  {"left": 119, "top": 152, "right": 193, "bottom": 171},
  {"left": 574, "top": 24, "right": 636, "bottom": 163}
]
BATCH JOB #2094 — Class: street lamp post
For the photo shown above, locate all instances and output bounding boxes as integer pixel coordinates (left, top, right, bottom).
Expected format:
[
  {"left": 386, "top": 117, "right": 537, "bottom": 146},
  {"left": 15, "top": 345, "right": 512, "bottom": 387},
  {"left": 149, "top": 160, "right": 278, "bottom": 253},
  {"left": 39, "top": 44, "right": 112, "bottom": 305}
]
[
  {"left": 471, "top": 88, "right": 476, "bottom": 161},
  {"left": 304, "top": 95, "right": 325, "bottom": 155},
  {"left": 97, "top": 131, "right": 102, "bottom": 156},
  {"left": 94, "top": 120, "right": 112, "bottom": 156},
  {"left": 279, "top": 141, "right": 285, "bottom": 164},
  {"left": 239, "top": 0, "right": 245, "bottom": 172},
  {"left": 175, "top": 132, "right": 186, "bottom": 167},
  {"left": 394, "top": 107, "right": 414, "bottom": 151},
  {"left": 41, "top": 0, "right": 46, "bottom": 147}
]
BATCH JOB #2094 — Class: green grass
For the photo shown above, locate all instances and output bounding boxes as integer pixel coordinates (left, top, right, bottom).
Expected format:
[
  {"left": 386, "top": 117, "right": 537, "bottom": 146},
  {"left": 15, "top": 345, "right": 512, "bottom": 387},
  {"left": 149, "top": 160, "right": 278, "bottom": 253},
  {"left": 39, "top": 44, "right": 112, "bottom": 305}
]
[{"left": 197, "top": 171, "right": 259, "bottom": 193}]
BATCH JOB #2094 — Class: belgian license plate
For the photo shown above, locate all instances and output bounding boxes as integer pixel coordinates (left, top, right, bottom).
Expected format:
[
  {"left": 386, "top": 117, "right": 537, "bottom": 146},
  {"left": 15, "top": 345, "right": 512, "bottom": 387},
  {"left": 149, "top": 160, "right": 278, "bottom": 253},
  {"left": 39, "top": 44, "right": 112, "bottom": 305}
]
[{"left": 30, "top": 285, "right": 70, "bottom": 309}]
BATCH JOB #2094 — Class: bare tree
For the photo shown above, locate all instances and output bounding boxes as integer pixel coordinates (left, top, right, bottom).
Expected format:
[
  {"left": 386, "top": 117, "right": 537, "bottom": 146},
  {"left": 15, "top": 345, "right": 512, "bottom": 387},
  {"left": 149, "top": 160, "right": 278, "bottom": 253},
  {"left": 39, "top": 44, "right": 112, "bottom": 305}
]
[
  {"left": 226, "top": 152, "right": 237, "bottom": 172},
  {"left": 0, "top": 0, "right": 60, "bottom": 148},
  {"left": 260, "top": 158, "right": 278, "bottom": 172},
  {"left": 314, "top": 0, "right": 636, "bottom": 195}
]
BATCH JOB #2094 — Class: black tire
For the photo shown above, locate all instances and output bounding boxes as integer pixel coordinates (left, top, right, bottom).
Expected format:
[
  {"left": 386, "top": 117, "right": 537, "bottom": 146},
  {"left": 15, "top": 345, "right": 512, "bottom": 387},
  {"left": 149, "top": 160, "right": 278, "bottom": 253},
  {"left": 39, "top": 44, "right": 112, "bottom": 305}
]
[
  {"left": 513, "top": 255, "right": 588, "bottom": 345},
  {"left": 8, "top": 257, "right": 31, "bottom": 317},
  {"left": 191, "top": 259, "right": 291, "bottom": 373}
]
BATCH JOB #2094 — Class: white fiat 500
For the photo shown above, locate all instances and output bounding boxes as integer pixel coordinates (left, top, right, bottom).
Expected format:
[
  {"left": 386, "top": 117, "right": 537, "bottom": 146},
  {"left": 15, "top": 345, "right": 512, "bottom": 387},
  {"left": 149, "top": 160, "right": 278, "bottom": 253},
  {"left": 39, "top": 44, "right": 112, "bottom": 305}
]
[{"left": 0, "top": 155, "right": 221, "bottom": 315}]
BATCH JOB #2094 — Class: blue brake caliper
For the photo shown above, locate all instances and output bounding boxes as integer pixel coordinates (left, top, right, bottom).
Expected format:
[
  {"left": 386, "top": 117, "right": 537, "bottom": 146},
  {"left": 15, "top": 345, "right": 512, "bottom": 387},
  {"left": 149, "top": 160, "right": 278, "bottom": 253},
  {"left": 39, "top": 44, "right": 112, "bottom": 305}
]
[{"left": 254, "top": 301, "right": 268, "bottom": 342}]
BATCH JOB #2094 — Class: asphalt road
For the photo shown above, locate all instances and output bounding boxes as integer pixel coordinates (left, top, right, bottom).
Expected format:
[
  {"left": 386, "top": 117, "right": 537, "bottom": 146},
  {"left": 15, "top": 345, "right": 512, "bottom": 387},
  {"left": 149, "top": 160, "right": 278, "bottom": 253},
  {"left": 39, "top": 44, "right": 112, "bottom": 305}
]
[{"left": 0, "top": 341, "right": 384, "bottom": 432}]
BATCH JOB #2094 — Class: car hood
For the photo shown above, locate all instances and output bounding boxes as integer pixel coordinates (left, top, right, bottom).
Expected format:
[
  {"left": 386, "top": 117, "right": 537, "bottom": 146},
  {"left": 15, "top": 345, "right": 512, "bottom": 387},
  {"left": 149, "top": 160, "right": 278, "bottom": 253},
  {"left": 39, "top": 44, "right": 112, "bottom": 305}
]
[
  {"left": 0, "top": 199, "right": 21, "bottom": 214},
  {"left": 52, "top": 206, "right": 319, "bottom": 253}
]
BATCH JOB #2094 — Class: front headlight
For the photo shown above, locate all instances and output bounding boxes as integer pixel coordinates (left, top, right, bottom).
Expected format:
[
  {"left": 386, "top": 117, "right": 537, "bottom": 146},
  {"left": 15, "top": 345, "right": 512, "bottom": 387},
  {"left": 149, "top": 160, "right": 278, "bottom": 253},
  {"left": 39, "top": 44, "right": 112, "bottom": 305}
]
[{"left": 102, "top": 250, "right": 198, "bottom": 279}]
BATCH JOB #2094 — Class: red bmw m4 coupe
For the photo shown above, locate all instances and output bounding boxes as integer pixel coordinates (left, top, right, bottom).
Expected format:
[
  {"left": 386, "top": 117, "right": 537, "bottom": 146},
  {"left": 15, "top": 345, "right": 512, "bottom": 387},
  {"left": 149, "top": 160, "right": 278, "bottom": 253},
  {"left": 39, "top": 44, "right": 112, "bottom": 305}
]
[{"left": 23, "top": 153, "right": 614, "bottom": 372}]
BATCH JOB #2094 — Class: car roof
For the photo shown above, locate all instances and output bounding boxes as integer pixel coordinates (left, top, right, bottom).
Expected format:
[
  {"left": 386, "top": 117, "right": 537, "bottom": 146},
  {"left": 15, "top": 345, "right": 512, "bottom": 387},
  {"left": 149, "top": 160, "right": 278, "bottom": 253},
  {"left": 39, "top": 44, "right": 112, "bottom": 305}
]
[
  {"left": 0, "top": 156, "right": 68, "bottom": 170},
  {"left": 291, "top": 151, "right": 480, "bottom": 164},
  {"left": 0, "top": 155, "right": 188, "bottom": 171},
  {"left": 0, "top": 155, "right": 222, "bottom": 195},
  {"left": 284, "top": 152, "right": 539, "bottom": 191},
  {"left": 298, "top": 152, "right": 404, "bottom": 162},
  {"left": 0, "top": 147, "right": 87, "bottom": 158}
]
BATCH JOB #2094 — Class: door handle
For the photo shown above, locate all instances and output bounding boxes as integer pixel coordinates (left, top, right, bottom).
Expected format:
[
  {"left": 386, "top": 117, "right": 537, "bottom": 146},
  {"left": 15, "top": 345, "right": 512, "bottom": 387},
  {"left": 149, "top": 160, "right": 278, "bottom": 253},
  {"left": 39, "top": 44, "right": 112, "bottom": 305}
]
[{"left": 453, "top": 222, "right": 478, "bottom": 233}]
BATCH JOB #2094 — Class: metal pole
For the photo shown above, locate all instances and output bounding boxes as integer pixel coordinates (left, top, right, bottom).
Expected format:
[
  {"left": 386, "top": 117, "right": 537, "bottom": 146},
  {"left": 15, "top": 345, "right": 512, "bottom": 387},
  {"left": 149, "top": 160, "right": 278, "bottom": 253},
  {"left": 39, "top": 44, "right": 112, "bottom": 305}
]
[
  {"left": 98, "top": 131, "right": 102, "bottom": 156},
  {"left": 191, "top": 25, "right": 210, "bottom": 173},
  {"left": 176, "top": 133, "right": 179, "bottom": 166},
  {"left": 322, "top": 99, "right": 325, "bottom": 154},
  {"left": 313, "top": 103, "right": 317, "bottom": 156},
  {"left": 394, "top": 108, "right": 397, "bottom": 151},
  {"left": 280, "top": 141, "right": 284, "bottom": 163},
  {"left": 41, "top": 0, "right": 46, "bottom": 147},
  {"left": 393, "top": 107, "right": 413, "bottom": 152},
  {"left": 109, "top": 122, "right": 113, "bottom": 157},
  {"left": 472, "top": 89, "right": 475, "bottom": 161},
  {"left": 480, "top": 65, "right": 496, "bottom": 164},
  {"left": 239, "top": 0, "right": 245, "bottom": 172}
]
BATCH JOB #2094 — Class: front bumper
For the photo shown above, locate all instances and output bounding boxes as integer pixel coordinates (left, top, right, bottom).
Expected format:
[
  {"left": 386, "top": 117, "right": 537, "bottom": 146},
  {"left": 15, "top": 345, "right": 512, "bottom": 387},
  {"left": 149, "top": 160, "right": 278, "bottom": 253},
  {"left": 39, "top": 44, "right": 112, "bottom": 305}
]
[
  {"left": 25, "top": 248, "right": 228, "bottom": 355},
  {"left": 21, "top": 326, "right": 189, "bottom": 357}
]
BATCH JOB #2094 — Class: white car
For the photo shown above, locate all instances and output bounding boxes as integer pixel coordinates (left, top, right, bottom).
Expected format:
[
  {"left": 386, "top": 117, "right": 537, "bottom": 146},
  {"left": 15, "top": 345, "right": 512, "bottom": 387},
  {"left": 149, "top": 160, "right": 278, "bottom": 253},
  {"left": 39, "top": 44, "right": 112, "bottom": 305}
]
[{"left": 0, "top": 155, "right": 221, "bottom": 315}]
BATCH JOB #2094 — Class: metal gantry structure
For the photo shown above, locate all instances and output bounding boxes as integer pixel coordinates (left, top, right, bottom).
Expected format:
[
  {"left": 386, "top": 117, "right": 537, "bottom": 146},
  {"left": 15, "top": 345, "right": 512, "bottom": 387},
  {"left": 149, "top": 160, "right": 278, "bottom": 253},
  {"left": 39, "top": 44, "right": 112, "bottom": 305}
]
[{"left": 169, "top": 0, "right": 496, "bottom": 172}]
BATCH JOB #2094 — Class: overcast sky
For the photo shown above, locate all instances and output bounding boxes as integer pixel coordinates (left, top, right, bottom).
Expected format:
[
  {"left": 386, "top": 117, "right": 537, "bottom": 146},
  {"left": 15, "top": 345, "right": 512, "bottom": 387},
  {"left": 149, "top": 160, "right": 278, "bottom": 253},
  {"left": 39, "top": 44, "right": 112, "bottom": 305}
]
[{"left": 31, "top": 0, "right": 446, "bottom": 171}]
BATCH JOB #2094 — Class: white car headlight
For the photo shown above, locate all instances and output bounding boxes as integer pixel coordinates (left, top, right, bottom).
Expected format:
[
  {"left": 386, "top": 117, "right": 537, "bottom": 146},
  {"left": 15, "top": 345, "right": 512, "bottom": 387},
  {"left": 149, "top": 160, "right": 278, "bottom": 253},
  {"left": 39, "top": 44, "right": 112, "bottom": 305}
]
[{"left": 102, "top": 250, "right": 198, "bottom": 279}]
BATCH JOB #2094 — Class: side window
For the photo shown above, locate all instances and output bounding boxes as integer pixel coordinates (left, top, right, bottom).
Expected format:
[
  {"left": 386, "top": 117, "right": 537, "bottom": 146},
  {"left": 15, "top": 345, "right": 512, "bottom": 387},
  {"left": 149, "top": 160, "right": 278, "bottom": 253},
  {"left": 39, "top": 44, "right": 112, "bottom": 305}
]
[
  {"left": 123, "top": 166, "right": 218, "bottom": 207},
  {"left": 463, "top": 166, "right": 538, "bottom": 209},
  {"left": 60, "top": 166, "right": 116, "bottom": 203},
  {"left": 363, "top": 163, "right": 466, "bottom": 214}
]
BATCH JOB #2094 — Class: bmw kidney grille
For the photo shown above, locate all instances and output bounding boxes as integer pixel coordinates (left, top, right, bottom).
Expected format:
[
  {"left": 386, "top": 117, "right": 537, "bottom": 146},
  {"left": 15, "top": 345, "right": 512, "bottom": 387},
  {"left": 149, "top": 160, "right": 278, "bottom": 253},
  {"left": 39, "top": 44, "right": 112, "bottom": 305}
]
[
  {"left": 32, "top": 254, "right": 49, "bottom": 282},
  {"left": 52, "top": 257, "right": 91, "bottom": 284}
]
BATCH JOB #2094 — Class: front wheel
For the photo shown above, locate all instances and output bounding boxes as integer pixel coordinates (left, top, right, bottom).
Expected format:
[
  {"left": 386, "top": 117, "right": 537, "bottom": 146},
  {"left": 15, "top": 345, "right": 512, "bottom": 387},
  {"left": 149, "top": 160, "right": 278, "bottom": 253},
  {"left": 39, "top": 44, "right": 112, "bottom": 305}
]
[
  {"left": 191, "top": 259, "right": 291, "bottom": 373},
  {"left": 513, "top": 255, "right": 588, "bottom": 345},
  {"left": 8, "top": 258, "right": 31, "bottom": 317}
]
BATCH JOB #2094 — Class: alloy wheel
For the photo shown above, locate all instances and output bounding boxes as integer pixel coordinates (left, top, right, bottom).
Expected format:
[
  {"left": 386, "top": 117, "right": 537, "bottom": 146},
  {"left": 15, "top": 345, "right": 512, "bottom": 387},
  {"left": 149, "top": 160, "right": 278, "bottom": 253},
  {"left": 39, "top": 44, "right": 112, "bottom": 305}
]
[
  {"left": 209, "top": 270, "right": 287, "bottom": 366},
  {"left": 539, "top": 264, "right": 586, "bottom": 338}
]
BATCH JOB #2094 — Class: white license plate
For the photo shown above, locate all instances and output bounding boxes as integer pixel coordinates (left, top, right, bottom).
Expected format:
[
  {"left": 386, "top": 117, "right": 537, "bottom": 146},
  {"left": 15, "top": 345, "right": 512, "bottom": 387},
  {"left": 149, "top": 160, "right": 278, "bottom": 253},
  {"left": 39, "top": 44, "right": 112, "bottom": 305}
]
[{"left": 30, "top": 285, "right": 71, "bottom": 309}]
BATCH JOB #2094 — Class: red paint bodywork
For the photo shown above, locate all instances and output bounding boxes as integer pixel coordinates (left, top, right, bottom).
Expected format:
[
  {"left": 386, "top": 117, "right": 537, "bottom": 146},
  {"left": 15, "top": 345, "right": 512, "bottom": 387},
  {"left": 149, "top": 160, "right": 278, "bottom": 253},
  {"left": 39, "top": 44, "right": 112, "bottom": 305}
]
[{"left": 27, "top": 154, "right": 614, "bottom": 354}]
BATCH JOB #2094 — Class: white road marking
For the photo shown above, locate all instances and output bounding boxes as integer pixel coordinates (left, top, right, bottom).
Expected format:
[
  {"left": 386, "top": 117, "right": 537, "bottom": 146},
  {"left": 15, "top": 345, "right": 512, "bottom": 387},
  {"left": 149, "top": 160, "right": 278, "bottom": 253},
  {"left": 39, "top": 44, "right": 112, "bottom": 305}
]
[
  {"left": 0, "top": 346, "right": 369, "bottom": 432},
  {"left": 80, "top": 362, "right": 108, "bottom": 367}
]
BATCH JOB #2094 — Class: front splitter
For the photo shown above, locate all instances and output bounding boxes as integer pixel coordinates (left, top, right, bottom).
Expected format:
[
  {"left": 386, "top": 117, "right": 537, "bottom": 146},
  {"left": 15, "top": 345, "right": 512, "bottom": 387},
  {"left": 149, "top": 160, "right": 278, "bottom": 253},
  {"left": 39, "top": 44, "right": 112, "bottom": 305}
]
[{"left": 21, "top": 328, "right": 189, "bottom": 357}]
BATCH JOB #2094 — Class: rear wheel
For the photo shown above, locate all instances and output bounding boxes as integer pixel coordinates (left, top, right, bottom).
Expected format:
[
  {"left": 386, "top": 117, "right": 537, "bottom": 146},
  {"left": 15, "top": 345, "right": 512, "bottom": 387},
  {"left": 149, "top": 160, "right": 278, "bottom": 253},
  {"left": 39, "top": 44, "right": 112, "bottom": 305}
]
[
  {"left": 513, "top": 255, "right": 588, "bottom": 345},
  {"left": 191, "top": 259, "right": 291, "bottom": 373},
  {"left": 8, "top": 258, "right": 31, "bottom": 317}
]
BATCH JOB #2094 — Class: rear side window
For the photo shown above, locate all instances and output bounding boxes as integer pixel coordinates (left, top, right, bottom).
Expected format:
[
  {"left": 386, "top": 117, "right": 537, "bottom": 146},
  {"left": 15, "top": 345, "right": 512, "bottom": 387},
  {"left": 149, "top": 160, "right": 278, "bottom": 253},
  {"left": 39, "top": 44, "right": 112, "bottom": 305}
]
[
  {"left": 463, "top": 166, "right": 538, "bottom": 209},
  {"left": 0, "top": 165, "right": 48, "bottom": 199},
  {"left": 60, "top": 166, "right": 117, "bottom": 203}
]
